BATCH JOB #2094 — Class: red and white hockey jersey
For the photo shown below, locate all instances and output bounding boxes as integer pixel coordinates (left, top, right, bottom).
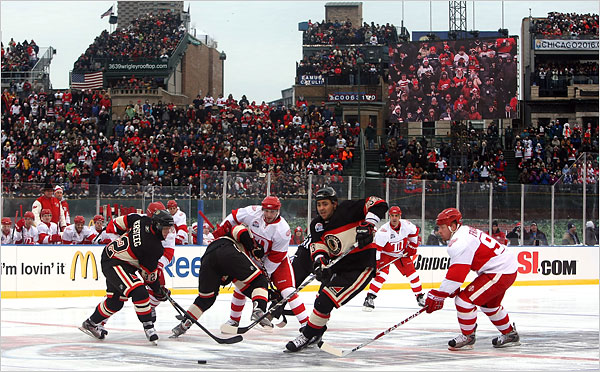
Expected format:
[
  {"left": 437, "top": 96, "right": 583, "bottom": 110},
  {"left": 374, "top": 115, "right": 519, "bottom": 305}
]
[
  {"left": 2, "top": 229, "right": 21, "bottom": 244},
  {"left": 438, "top": 225, "right": 517, "bottom": 295},
  {"left": 373, "top": 219, "right": 420, "bottom": 258},
  {"left": 37, "top": 221, "right": 60, "bottom": 244},
  {"left": 61, "top": 224, "right": 93, "bottom": 244},
  {"left": 171, "top": 208, "right": 188, "bottom": 245},
  {"left": 219, "top": 205, "right": 291, "bottom": 275},
  {"left": 86, "top": 227, "right": 113, "bottom": 245},
  {"left": 18, "top": 225, "right": 39, "bottom": 244}
]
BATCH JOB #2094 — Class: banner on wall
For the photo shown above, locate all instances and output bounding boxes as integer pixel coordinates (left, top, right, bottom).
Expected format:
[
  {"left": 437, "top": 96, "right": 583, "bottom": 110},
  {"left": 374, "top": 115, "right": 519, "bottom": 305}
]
[
  {"left": 534, "top": 39, "right": 599, "bottom": 51},
  {"left": 1, "top": 245, "right": 597, "bottom": 298}
]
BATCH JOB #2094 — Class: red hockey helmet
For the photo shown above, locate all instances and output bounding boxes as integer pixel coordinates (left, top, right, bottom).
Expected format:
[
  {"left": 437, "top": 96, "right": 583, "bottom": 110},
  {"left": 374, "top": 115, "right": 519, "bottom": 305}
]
[
  {"left": 167, "top": 200, "right": 178, "bottom": 208},
  {"left": 1, "top": 217, "right": 12, "bottom": 225},
  {"left": 74, "top": 215, "right": 85, "bottom": 224},
  {"left": 24, "top": 211, "right": 35, "bottom": 219},
  {"left": 93, "top": 215, "right": 104, "bottom": 222},
  {"left": 436, "top": 208, "right": 462, "bottom": 226},
  {"left": 389, "top": 206, "right": 402, "bottom": 215},
  {"left": 146, "top": 201, "right": 166, "bottom": 216},
  {"left": 41, "top": 208, "right": 52, "bottom": 217},
  {"left": 261, "top": 196, "right": 281, "bottom": 210}
]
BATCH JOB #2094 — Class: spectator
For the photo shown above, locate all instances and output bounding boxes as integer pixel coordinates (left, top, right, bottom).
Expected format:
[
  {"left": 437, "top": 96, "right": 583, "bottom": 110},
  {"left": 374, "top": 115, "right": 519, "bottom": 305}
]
[
  {"left": 290, "top": 226, "right": 304, "bottom": 245},
  {"left": 561, "top": 222, "right": 581, "bottom": 245},
  {"left": 524, "top": 222, "right": 548, "bottom": 246},
  {"left": 54, "top": 185, "right": 70, "bottom": 225},
  {"left": 31, "top": 183, "right": 66, "bottom": 230},
  {"left": 506, "top": 223, "right": 520, "bottom": 246},
  {"left": 585, "top": 221, "right": 598, "bottom": 245},
  {"left": 426, "top": 225, "right": 444, "bottom": 246},
  {"left": 491, "top": 220, "right": 508, "bottom": 245}
]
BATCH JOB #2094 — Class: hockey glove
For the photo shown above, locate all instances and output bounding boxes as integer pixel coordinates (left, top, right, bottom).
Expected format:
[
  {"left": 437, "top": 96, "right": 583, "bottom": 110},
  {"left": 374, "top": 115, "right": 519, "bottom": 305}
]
[
  {"left": 50, "top": 234, "right": 62, "bottom": 243},
  {"left": 356, "top": 221, "right": 375, "bottom": 248},
  {"left": 15, "top": 218, "right": 25, "bottom": 232},
  {"left": 424, "top": 289, "right": 448, "bottom": 314},
  {"left": 251, "top": 241, "right": 265, "bottom": 259},
  {"left": 154, "top": 286, "right": 170, "bottom": 302},
  {"left": 313, "top": 254, "right": 331, "bottom": 282}
]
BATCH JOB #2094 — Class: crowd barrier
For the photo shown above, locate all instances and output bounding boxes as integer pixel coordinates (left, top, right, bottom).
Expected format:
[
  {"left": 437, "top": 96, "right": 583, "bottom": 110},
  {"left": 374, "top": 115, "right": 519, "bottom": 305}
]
[{"left": 1, "top": 244, "right": 597, "bottom": 298}]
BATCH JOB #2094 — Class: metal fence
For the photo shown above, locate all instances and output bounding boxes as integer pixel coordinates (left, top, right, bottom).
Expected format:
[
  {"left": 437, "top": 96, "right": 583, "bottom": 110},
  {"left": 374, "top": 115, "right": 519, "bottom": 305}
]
[{"left": 2, "top": 171, "right": 598, "bottom": 245}]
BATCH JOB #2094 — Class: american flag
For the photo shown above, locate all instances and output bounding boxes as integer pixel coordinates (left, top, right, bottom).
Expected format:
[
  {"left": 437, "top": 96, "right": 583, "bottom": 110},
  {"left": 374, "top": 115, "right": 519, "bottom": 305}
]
[
  {"left": 101, "top": 5, "right": 113, "bottom": 18},
  {"left": 71, "top": 71, "right": 103, "bottom": 90}
]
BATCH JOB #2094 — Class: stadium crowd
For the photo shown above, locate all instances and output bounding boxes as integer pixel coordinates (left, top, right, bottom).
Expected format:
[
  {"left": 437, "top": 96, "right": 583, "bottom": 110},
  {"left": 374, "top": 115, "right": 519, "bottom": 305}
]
[
  {"left": 531, "top": 12, "right": 599, "bottom": 38},
  {"left": 532, "top": 61, "right": 599, "bottom": 88},
  {"left": 302, "top": 19, "right": 398, "bottom": 45},
  {"left": 1, "top": 39, "right": 39, "bottom": 72},
  {"left": 73, "top": 11, "right": 186, "bottom": 71},
  {"left": 297, "top": 46, "right": 382, "bottom": 85},
  {"left": 388, "top": 37, "right": 518, "bottom": 123}
]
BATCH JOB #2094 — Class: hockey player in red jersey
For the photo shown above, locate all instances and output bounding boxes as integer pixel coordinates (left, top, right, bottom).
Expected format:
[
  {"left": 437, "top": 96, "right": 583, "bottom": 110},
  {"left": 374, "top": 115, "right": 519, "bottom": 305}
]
[
  {"left": 285, "top": 187, "right": 388, "bottom": 352},
  {"left": 362, "top": 206, "right": 425, "bottom": 311},
  {"left": 61, "top": 215, "right": 92, "bottom": 244},
  {"left": 213, "top": 196, "right": 309, "bottom": 332},
  {"left": 79, "top": 209, "right": 174, "bottom": 345},
  {"left": 15, "top": 211, "right": 39, "bottom": 244},
  {"left": 37, "top": 209, "right": 61, "bottom": 244},
  {"left": 1, "top": 217, "right": 19, "bottom": 244},
  {"left": 86, "top": 215, "right": 112, "bottom": 244},
  {"left": 424, "top": 208, "right": 520, "bottom": 350},
  {"left": 170, "top": 224, "right": 272, "bottom": 338}
]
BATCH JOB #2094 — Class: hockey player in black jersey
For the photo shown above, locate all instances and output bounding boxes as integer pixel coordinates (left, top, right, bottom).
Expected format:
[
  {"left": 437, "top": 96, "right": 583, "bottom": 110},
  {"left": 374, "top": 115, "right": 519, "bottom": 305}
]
[
  {"left": 79, "top": 209, "right": 174, "bottom": 345},
  {"left": 285, "top": 186, "right": 388, "bottom": 352},
  {"left": 170, "top": 224, "right": 272, "bottom": 338}
]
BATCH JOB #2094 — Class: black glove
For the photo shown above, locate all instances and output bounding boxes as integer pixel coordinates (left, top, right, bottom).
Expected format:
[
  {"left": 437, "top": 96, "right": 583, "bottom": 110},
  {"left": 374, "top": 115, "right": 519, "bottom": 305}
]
[
  {"left": 154, "top": 285, "right": 170, "bottom": 302},
  {"left": 252, "top": 241, "right": 265, "bottom": 259},
  {"left": 356, "top": 221, "right": 375, "bottom": 248},
  {"left": 313, "top": 254, "right": 331, "bottom": 282},
  {"left": 267, "top": 290, "right": 285, "bottom": 319}
]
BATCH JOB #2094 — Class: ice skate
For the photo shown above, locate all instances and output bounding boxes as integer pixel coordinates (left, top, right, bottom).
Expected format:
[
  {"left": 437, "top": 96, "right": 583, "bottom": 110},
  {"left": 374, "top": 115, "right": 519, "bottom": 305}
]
[
  {"left": 299, "top": 324, "right": 327, "bottom": 347},
  {"left": 220, "top": 319, "right": 239, "bottom": 334},
  {"left": 285, "top": 333, "right": 311, "bottom": 352},
  {"left": 363, "top": 293, "right": 376, "bottom": 312},
  {"left": 251, "top": 301, "right": 273, "bottom": 331},
  {"left": 170, "top": 318, "right": 192, "bottom": 338},
  {"left": 448, "top": 326, "right": 476, "bottom": 351},
  {"left": 416, "top": 293, "right": 426, "bottom": 307},
  {"left": 79, "top": 319, "right": 106, "bottom": 340},
  {"left": 492, "top": 323, "right": 521, "bottom": 348},
  {"left": 143, "top": 321, "right": 159, "bottom": 345}
]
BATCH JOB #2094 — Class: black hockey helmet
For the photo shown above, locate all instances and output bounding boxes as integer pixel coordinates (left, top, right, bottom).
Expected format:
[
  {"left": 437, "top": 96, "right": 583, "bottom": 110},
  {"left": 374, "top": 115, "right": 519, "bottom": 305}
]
[
  {"left": 315, "top": 186, "right": 337, "bottom": 203},
  {"left": 151, "top": 209, "right": 174, "bottom": 236}
]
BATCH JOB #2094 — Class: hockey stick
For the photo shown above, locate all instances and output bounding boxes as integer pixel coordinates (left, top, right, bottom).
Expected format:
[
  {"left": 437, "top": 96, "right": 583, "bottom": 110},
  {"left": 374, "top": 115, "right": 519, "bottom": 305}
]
[
  {"left": 198, "top": 209, "right": 214, "bottom": 230},
  {"left": 92, "top": 226, "right": 106, "bottom": 244},
  {"left": 166, "top": 293, "right": 243, "bottom": 344},
  {"left": 318, "top": 307, "right": 426, "bottom": 357},
  {"left": 231, "top": 243, "right": 358, "bottom": 335}
]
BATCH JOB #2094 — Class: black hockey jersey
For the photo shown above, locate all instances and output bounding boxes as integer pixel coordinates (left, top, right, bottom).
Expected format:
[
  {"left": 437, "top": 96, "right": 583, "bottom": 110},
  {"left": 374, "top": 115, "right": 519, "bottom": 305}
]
[
  {"left": 309, "top": 197, "right": 388, "bottom": 271},
  {"left": 101, "top": 214, "right": 164, "bottom": 281}
]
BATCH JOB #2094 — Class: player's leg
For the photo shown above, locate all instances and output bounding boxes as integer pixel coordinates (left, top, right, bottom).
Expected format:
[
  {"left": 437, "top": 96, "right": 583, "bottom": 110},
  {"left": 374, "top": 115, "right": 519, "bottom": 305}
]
[
  {"left": 397, "top": 257, "right": 425, "bottom": 306},
  {"left": 477, "top": 273, "right": 520, "bottom": 348},
  {"left": 363, "top": 255, "right": 392, "bottom": 311},
  {"left": 286, "top": 267, "right": 375, "bottom": 352},
  {"left": 272, "top": 257, "right": 309, "bottom": 325}
]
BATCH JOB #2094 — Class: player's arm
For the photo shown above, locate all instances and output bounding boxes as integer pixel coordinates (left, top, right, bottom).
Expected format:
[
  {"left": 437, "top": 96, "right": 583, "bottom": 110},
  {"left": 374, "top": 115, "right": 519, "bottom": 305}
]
[{"left": 355, "top": 197, "right": 389, "bottom": 248}]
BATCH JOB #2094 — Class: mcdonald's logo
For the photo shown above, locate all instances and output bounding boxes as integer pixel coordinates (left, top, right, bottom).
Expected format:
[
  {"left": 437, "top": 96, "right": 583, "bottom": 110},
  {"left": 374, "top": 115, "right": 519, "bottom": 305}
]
[{"left": 70, "top": 251, "right": 98, "bottom": 280}]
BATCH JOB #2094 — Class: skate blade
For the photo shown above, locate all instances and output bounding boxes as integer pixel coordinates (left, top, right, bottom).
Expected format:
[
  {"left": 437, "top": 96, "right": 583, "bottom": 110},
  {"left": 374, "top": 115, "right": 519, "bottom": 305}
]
[
  {"left": 493, "top": 341, "right": 521, "bottom": 348},
  {"left": 448, "top": 344, "right": 474, "bottom": 351},
  {"left": 150, "top": 340, "right": 158, "bottom": 346},
  {"left": 169, "top": 334, "right": 181, "bottom": 339},
  {"left": 362, "top": 307, "right": 373, "bottom": 312},
  {"left": 257, "top": 324, "right": 274, "bottom": 333},
  {"left": 78, "top": 326, "right": 102, "bottom": 340}
]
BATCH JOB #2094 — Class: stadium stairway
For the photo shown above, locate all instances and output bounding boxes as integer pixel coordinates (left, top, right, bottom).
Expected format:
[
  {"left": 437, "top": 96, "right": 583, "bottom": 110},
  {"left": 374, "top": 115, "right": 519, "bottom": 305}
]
[
  {"left": 365, "top": 149, "right": 382, "bottom": 175},
  {"left": 345, "top": 150, "right": 362, "bottom": 178},
  {"left": 502, "top": 150, "right": 519, "bottom": 183}
]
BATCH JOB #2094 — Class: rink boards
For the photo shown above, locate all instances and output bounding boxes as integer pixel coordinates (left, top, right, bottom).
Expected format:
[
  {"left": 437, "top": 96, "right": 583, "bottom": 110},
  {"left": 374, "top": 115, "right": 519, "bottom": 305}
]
[{"left": 0, "top": 244, "right": 598, "bottom": 298}]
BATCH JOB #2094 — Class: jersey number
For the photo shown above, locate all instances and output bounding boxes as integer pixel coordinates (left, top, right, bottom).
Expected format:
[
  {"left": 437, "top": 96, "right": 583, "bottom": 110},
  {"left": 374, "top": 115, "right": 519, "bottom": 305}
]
[
  {"left": 478, "top": 231, "right": 505, "bottom": 255},
  {"left": 390, "top": 240, "right": 404, "bottom": 253},
  {"left": 106, "top": 236, "right": 130, "bottom": 258}
]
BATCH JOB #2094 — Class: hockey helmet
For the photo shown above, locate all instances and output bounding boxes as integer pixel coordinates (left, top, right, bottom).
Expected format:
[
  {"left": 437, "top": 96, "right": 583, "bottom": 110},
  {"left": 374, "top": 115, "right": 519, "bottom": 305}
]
[
  {"left": 24, "top": 211, "right": 35, "bottom": 219},
  {"left": 167, "top": 200, "right": 178, "bottom": 208},
  {"left": 261, "top": 196, "right": 281, "bottom": 210},
  {"left": 191, "top": 222, "right": 198, "bottom": 235},
  {"left": 1, "top": 217, "right": 11, "bottom": 226},
  {"left": 315, "top": 186, "right": 337, "bottom": 203},
  {"left": 74, "top": 215, "right": 85, "bottom": 224},
  {"left": 389, "top": 206, "right": 402, "bottom": 215},
  {"left": 151, "top": 209, "right": 174, "bottom": 236},
  {"left": 436, "top": 208, "right": 462, "bottom": 226},
  {"left": 93, "top": 215, "right": 104, "bottom": 222},
  {"left": 41, "top": 208, "right": 52, "bottom": 217},
  {"left": 146, "top": 201, "right": 166, "bottom": 216}
]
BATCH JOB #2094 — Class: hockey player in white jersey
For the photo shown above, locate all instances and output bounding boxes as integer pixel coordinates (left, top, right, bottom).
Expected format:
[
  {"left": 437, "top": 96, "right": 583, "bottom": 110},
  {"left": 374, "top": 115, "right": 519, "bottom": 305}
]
[
  {"left": 61, "top": 215, "right": 93, "bottom": 244},
  {"left": 211, "top": 196, "right": 309, "bottom": 332},
  {"left": 15, "top": 211, "right": 39, "bottom": 244},
  {"left": 1, "top": 217, "right": 20, "bottom": 244},
  {"left": 363, "top": 205, "right": 425, "bottom": 311},
  {"left": 86, "top": 215, "right": 112, "bottom": 244},
  {"left": 37, "top": 209, "right": 61, "bottom": 244},
  {"left": 167, "top": 200, "right": 188, "bottom": 245}
]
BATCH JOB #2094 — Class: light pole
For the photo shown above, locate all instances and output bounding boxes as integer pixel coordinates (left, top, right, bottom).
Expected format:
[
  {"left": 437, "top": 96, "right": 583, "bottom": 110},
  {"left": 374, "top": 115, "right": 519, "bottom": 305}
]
[
  {"left": 219, "top": 51, "right": 226, "bottom": 96},
  {"left": 356, "top": 56, "right": 364, "bottom": 127},
  {"left": 356, "top": 56, "right": 365, "bottom": 197}
]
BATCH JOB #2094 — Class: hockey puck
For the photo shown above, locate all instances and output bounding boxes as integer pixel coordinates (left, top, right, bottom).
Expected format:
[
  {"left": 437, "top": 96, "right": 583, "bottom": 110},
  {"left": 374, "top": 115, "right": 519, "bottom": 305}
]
[{"left": 197, "top": 360, "right": 207, "bottom": 365}]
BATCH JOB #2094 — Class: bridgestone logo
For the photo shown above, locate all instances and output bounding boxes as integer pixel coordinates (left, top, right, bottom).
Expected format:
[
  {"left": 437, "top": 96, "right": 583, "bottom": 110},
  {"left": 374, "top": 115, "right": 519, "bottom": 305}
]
[{"left": 414, "top": 255, "right": 450, "bottom": 270}]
